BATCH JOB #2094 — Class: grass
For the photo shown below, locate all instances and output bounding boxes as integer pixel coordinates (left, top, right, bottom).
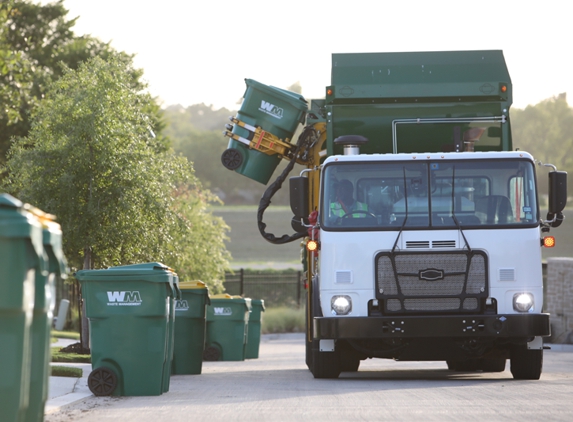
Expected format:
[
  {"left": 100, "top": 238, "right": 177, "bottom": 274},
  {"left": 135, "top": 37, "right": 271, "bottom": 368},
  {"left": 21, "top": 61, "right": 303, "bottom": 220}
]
[
  {"left": 262, "top": 307, "right": 305, "bottom": 334},
  {"left": 51, "top": 366, "right": 83, "bottom": 378},
  {"left": 51, "top": 330, "right": 80, "bottom": 340},
  {"left": 51, "top": 347, "right": 90, "bottom": 363}
]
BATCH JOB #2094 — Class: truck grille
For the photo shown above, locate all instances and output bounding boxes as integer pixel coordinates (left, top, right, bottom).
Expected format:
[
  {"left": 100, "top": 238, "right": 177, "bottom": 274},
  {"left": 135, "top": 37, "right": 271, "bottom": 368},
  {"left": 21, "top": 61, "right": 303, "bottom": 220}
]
[{"left": 375, "top": 251, "right": 488, "bottom": 314}]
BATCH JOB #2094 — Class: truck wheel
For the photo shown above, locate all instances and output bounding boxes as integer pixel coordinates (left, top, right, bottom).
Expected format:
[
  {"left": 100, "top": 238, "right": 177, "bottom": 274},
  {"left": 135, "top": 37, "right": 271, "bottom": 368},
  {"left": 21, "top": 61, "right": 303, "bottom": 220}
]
[
  {"left": 446, "top": 359, "right": 478, "bottom": 371},
  {"left": 510, "top": 345, "right": 543, "bottom": 380},
  {"left": 479, "top": 358, "right": 506, "bottom": 372},
  {"left": 311, "top": 341, "right": 341, "bottom": 379},
  {"left": 340, "top": 349, "right": 360, "bottom": 372}
]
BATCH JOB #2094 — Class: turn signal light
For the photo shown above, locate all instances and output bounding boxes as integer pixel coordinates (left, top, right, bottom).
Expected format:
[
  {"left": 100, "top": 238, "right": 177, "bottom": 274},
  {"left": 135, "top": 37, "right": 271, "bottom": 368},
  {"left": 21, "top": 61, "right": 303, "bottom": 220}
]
[
  {"left": 307, "top": 239, "right": 319, "bottom": 252},
  {"left": 501, "top": 85, "right": 507, "bottom": 93},
  {"left": 543, "top": 236, "right": 556, "bottom": 248},
  {"left": 326, "top": 88, "right": 333, "bottom": 96}
]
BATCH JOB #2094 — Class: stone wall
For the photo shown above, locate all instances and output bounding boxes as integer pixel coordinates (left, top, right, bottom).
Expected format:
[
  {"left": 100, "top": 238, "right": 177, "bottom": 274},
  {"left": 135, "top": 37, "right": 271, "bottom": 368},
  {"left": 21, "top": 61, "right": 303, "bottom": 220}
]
[{"left": 546, "top": 257, "right": 573, "bottom": 343}]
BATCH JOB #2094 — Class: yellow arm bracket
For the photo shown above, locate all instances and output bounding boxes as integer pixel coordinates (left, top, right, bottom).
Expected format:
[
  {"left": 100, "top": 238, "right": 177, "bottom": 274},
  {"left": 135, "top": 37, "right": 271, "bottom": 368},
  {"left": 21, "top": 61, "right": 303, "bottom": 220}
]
[{"left": 223, "top": 116, "right": 294, "bottom": 157}]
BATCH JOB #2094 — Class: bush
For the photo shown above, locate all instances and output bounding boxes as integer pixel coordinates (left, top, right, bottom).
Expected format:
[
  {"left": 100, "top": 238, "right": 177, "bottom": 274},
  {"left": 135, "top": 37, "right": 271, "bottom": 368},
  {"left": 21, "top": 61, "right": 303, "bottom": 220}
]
[{"left": 262, "top": 307, "right": 305, "bottom": 334}]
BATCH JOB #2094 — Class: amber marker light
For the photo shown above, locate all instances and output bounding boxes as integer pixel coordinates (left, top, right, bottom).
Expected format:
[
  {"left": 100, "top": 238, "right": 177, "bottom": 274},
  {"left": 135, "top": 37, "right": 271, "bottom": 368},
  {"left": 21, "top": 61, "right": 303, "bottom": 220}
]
[
  {"left": 307, "top": 239, "right": 319, "bottom": 252},
  {"left": 501, "top": 85, "right": 507, "bottom": 93},
  {"left": 327, "top": 88, "right": 333, "bottom": 96},
  {"left": 543, "top": 236, "right": 556, "bottom": 248}
]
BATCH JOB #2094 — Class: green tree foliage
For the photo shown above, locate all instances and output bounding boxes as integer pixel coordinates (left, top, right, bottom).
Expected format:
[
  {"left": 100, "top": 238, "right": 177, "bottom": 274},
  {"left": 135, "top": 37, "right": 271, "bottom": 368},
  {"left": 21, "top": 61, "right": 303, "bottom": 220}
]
[
  {"left": 0, "top": 0, "right": 134, "bottom": 164},
  {"left": 511, "top": 94, "right": 573, "bottom": 198},
  {"left": 2, "top": 54, "right": 229, "bottom": 292}
]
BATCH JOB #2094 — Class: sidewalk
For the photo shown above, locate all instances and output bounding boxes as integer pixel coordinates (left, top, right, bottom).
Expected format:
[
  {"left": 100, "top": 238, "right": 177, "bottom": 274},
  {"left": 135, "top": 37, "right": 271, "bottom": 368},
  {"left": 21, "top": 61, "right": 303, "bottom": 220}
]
[{"left": 46, "top": 339, "right": 93, "bottom": 415}]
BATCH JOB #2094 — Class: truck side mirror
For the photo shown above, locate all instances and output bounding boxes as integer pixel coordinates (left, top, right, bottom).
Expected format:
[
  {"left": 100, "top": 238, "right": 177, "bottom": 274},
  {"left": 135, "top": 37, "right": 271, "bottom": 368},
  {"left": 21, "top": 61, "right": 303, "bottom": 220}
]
[
  {"left": 549, "top": 171, "right": 567, "bottom": 214},
  {"left": 290, "top": 176, "right": 309, "bottom": 219}
]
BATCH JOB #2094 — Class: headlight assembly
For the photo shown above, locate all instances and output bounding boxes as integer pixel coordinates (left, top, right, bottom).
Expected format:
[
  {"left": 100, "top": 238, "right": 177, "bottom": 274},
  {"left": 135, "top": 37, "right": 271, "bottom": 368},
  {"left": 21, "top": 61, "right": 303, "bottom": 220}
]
[
  {"left": 513, "top": 293, "right": 534, "bottom": 313},
  {"left": 331, "top": 295, "right": 352, "bottom": 315}
]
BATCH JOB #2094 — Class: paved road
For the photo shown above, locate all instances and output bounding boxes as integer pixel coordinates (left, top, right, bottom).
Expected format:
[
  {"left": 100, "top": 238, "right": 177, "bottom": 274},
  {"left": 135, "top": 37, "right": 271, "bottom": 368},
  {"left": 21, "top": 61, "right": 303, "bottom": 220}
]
[{"left": 45, "top": 334, "right": 573, "bottom": 422}]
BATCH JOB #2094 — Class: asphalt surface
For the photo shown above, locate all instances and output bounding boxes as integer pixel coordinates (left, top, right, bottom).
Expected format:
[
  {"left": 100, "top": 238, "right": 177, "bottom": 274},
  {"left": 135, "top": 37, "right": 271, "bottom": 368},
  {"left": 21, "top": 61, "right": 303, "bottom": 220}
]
[{"left": 45, "top": 333, "right": 573, "bottom": 421}]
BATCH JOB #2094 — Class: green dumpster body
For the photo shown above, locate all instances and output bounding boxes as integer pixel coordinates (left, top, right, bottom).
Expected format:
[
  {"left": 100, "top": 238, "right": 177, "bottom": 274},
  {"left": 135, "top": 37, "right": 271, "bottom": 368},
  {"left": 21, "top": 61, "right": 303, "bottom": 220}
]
[
  {"left": 0, "top": 194, "right": 44, "bottom": 422},
  {"left": 246, "top": 299, "right": 265, "bottom": 359},
  {"left": 25, "top": 217, "right": 67, "bottom": 422},
  {"left": 225, "top": 79, "right": 308, "bottom": 184},
  {"left": 204, "top": 296, "right": 251, "bottom": 361},
  {"left": 172, "top": 281, "right": 210, "bottom": 375},
  {"left": 76, "top": 263, "right": 177, "bottom": 396}
]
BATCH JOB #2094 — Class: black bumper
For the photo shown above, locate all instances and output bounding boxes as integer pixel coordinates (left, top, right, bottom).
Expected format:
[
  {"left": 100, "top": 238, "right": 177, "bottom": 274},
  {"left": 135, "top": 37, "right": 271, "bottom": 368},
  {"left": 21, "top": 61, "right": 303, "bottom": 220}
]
[{"left": 313, "top": 313, "right": 550, "bottom": 340}]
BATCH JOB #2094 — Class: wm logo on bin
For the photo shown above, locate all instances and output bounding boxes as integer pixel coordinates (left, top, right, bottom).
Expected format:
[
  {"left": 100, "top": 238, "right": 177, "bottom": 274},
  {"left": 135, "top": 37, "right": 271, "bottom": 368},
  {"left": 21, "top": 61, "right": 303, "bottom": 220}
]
[
  {"left": 213, "top": 307, "right": 232, "bottom": 316},
  {"left": 175, "top": 299, "right": 189, "bottom": 311},
  {"left": 106, "top": 291, "right": 142, "bottom": 306},
  {"left": 259, "top": 100, "right": 283, "bottom": 119}
]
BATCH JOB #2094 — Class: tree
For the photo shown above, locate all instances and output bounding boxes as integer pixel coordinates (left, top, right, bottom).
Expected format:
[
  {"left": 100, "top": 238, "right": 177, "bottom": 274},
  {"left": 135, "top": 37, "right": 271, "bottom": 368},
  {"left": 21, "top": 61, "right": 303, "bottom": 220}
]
[
  {"left": 2, "top": 53, "right": 230, "bottom": 291},
  {"left": 511, "top": 94, "right": 573, "bottom": 198},
  {"left": 0, "top": 0, "right": 132, "bottom": 164}
]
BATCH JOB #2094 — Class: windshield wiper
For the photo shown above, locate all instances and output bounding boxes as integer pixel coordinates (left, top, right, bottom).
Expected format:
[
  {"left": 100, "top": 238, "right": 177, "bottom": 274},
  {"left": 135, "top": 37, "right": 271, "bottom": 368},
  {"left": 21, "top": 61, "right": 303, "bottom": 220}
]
[
  {"left": 392, "top": 167, "right": 409, "bottom": 253},
  {"left": 451, "top": 166, "right": 471, "bottom": 251}
]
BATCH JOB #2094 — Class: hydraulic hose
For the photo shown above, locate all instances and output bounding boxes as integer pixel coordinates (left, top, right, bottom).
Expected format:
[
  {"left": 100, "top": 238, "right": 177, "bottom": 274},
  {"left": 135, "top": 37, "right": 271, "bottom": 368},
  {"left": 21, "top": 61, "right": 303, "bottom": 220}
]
[{"left": 257, "top": 126, "right": 315, "bottom": 244}]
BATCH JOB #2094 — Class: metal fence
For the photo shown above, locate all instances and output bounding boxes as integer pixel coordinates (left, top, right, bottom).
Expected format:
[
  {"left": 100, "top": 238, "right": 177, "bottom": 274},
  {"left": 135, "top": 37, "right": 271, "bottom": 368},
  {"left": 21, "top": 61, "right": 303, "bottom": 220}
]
[{"left": 223, "top": 269, "right": 303, "bottom": 308}]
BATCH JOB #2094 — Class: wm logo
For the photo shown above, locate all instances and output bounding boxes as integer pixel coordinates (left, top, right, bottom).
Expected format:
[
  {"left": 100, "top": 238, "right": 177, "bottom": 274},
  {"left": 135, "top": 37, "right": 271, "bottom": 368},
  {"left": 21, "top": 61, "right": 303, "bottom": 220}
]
[
  {"left": 175, "top": 299, "right": 189, "bottom": 311},
  {"left": 107, "top": 291, "right": 142, "bottom": 306},
  {"left": 259, "top": 100, "right": 283, "bottom": 119},
  {"left": 213, "top": 307, "right": 232, "bottom": 316}
]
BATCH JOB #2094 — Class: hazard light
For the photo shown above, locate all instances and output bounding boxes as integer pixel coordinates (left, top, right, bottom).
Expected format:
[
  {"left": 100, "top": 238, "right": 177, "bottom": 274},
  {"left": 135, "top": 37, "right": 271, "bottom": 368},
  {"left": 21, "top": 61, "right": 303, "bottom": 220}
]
[
  {"left": 306, "top": 239, "right": 319, "bottom": 252},
  {"left": 543, "top": 236, "right": 556, "bottom": 248}
]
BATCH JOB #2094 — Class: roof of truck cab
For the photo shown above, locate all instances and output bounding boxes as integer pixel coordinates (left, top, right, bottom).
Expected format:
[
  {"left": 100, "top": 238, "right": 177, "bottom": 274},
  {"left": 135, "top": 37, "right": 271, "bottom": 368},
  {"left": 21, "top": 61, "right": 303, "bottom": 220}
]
[{"left": 323, "top": 150, "right": 535, "bottom": 164}]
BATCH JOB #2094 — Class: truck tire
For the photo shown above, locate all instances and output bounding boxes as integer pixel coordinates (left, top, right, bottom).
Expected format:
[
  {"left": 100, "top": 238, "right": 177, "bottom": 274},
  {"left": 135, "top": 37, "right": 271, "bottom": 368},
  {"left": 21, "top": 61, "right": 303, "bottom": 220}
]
[
  {"left": 479, "top": 358, "right": 506, "bottom": 372},
  {"left": 446, "top": 359, "right": 478, "bottom": 371},
  {"left": 312, "top": 342, "right": 341, "bottom": 379},
  {"left": 340, "top": 349, "right": 360, "bottom": 372},
  {"left": 510, "top": 345, "right": 543, "bottom": 380}
]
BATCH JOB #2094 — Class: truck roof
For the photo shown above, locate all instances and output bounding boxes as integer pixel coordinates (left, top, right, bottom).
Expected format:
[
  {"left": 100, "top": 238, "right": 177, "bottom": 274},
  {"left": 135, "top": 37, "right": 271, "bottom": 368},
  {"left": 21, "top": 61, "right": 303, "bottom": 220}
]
[{"left": 323, "top": 150, "right": 534, "bottom": 165}]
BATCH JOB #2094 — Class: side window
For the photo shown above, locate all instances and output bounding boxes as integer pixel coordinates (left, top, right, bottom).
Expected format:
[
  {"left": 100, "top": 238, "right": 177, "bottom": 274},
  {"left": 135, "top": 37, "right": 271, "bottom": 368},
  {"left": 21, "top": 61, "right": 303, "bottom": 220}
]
[{"left": 509, "top": 175, "right": 535, "bottom": 222}]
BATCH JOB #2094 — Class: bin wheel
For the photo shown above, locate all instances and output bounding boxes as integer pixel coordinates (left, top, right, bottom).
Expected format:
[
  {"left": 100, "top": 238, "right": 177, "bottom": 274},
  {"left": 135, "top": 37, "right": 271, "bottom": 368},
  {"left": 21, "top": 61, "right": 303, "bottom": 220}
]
[
  {"left": 221, "top": 148, "right": 243, "bottom": 170},
  {"left": 203, "top": 346, "right": 221, "bottom": 361},
  {"left": 88, "top": 366, "right": 117, "bottom": 396}
]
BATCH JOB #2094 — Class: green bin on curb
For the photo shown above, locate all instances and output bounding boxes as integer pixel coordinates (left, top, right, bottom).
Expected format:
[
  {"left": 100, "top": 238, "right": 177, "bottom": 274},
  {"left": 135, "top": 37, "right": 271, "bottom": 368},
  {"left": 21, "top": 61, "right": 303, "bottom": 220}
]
[
  {"left": 221, "top": 79, "right": 308, "bottom": 184},
  {"left": 25, "top": 211, "right": 68, "bottom": 422},
  {"left": 172, "top": 281, "right": 210, "bottom": 375},
  {"left": 0, "top": 194, "right": 44, "bottom": 422},
  {"left": 246, "top": 299, "right": 265, "bottom": 359},
  {"left": 203, "top": 295, "right": 251, "bottom": 361},
  {"left": 76, "top": 263, "right": 178, "bottom": 396}
]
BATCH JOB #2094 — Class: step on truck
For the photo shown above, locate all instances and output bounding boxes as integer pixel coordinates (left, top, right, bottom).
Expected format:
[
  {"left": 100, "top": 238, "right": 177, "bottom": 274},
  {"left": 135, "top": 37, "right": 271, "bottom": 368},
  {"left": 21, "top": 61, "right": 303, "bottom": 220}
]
[{"left": 220, "top": 50, "right": 567, "bottom": 379}]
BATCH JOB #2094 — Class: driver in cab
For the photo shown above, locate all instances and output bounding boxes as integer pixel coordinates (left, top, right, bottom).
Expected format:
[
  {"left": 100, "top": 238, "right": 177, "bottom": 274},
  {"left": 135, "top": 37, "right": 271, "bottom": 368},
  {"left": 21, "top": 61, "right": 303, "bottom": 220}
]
[{"left": 330, "top": 179, "right": 369, "bottom": 221}]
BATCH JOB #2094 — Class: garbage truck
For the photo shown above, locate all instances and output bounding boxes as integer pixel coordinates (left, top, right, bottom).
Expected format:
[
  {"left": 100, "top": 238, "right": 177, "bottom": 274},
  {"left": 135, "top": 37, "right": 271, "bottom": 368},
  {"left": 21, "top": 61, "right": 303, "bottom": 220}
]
[{"left": 220, "top": 50, "right": 567, "bottom": 379}]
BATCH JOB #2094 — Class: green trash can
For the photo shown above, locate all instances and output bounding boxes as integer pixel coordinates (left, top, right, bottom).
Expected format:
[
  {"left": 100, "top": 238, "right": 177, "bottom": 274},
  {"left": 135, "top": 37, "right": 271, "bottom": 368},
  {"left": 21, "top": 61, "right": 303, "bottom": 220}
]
[
  {"left": 203, "top": 295, "right": 251, "bottom": 361},
  {"left": 25, "top": 212, "right": 68, "bottom": 422},
  {"left": 76, "top": 263, "right": 177, "bottom": 396},
  {"left": 0, "top": 194, "right": 44, "bottom": 422},
  {"left": 221, "top": 79, "right": 308, "bottom": 184},
  {"left": 172, "top": 281, "right": 210, "bottom": 375},
  {"left": 246, "top": 299, "right": 265, "bottom": 359}
]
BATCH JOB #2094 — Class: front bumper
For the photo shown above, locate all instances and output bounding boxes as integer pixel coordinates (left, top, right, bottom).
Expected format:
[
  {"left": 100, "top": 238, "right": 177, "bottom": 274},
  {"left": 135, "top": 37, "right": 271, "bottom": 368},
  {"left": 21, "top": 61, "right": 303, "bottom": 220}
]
[{"left": 314, "top": 313, "right": 550, "bottom": 340}]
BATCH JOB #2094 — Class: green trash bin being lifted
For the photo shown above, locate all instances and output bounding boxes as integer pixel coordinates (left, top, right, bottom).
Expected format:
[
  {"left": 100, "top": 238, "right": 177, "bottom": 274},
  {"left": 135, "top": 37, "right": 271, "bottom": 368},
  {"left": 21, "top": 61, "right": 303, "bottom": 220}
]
[
  {"left": 0, "top": 194, "right": 44, "bottom": 422},
  {"left": 76, "top": 263, "right": 178, "bottom": 396},
  {"left": 221, "top": 79, "right": 308, "bottom": 185},
  {"left": 172, "top": 281, "right": 210, "bottom": 375},
  {"left": 246, "top": 299, "right": 265, "bottom": 359},
  {"left": 203, "top": 295, "right": 251, "bottom": 361}
]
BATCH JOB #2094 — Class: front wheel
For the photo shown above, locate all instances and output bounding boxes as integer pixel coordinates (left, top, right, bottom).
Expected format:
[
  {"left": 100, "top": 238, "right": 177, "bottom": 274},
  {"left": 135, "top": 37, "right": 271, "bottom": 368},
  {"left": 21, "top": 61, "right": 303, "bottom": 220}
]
[{"left": 510, "top": 345, "right": 543, "bottom": 380}]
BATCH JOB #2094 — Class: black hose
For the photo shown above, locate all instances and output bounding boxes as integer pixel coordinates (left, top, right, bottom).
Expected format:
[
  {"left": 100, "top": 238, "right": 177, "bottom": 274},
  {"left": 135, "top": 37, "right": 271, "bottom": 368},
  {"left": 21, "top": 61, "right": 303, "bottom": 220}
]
[{"left": 257, "top": 126, "right": 315, "bottom": 244}]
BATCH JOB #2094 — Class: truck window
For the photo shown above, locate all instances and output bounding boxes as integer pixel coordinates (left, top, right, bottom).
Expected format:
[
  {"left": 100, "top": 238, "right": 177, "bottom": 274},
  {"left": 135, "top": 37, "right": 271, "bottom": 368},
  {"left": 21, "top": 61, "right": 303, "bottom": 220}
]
[{"left": 321, "top": 159, "right": 538, "bottom": 230}]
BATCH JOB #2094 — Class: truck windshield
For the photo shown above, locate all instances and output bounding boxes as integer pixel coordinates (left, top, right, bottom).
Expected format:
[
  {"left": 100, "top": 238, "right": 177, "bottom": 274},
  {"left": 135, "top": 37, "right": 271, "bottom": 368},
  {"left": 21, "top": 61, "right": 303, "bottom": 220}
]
[{"left": 321, "top": 159, "right": 538, "bottom": 230}]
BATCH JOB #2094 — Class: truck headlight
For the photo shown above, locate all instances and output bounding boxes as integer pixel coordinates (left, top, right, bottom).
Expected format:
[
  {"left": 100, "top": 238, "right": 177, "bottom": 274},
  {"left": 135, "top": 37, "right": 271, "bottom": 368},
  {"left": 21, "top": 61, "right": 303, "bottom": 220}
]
[
  {"left": 331, "top": 295, "right": 352, "bottom": 315},
  {"left": 513, "top": 293, "right": 534, "bottom": 312}
]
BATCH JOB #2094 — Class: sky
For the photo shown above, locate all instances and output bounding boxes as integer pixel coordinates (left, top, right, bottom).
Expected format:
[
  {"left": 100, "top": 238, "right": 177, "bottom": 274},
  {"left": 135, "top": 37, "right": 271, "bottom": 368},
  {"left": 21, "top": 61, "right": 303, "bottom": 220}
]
[{"left": 43, "top": 0, "right": 573, "bottom": 110}]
